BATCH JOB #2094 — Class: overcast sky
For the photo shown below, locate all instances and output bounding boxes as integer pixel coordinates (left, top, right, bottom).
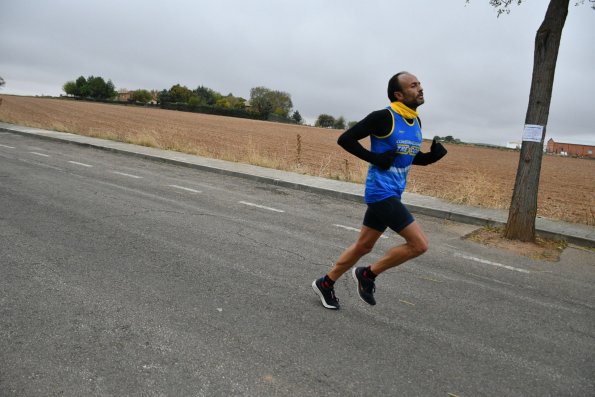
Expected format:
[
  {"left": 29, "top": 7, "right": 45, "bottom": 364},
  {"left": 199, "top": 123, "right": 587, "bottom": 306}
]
[{"left": 1, "top": 0, "right": 593, "bottom": 146}]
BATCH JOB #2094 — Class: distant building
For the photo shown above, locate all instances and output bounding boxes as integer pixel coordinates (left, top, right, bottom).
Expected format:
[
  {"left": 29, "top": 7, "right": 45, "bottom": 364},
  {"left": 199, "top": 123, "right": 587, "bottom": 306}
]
[
  {"left": 116, "top": 90, "right": 158, "bottom": 104},
  {"left": 506, "top": 141, "right": 521, "bottom": 149},
  {"left": 546, "top": 138, "right": 594, "bottom": 158},
  {"left": 116, "top": 90, "right": 131, "bottom": 102}
]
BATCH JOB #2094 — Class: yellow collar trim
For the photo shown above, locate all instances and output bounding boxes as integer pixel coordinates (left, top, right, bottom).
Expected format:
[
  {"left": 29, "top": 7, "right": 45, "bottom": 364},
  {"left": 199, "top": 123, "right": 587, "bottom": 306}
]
[{"left": 389, "top": 101, "right": 418, "bottom": 120}]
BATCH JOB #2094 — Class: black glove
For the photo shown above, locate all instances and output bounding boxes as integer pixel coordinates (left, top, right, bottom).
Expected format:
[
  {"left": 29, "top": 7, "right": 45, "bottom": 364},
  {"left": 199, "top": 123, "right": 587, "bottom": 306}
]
[
  {"left": 371, "top": 150, "right": 397, "bottom": 170},
  {"left": 430, "top": 139, "right": 447, "bottom": 160},
  {"left": 412, "top": 139, "right": 447, "bottom": 166}
]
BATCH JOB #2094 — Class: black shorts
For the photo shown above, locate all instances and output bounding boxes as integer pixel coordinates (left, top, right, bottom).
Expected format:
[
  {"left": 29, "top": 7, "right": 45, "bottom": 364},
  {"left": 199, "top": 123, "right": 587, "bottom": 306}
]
[{"left": 363, "top": 196, "right": 414, "bottom": 233}]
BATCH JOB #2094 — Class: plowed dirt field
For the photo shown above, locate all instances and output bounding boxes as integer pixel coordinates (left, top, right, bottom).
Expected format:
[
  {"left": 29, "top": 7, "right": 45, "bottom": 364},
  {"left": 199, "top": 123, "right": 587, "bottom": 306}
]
[{"left": 1, "top": 95, "right": 593, "bottom": 226}]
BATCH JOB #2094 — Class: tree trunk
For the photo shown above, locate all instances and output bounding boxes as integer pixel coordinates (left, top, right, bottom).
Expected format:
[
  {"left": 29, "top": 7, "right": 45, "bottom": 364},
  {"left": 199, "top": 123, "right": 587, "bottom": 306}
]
[{"left": 504, "top": 0, "right": 569, "bottom": 242}]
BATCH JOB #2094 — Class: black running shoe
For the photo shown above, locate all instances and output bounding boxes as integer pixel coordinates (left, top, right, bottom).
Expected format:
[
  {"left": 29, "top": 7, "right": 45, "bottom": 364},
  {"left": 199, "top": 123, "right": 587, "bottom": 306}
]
[
  {"left": 352, "top": 267, "right": 376, "bottom": 305},
  {"left": 312, "top": 278, "right": 340, "bottom": 310}
]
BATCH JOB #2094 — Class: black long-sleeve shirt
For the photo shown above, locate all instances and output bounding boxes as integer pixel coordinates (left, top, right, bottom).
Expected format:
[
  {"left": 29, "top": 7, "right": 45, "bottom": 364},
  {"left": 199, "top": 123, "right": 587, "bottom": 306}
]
[{"left": 338, "top": 108, "right": 445, "bottom": 166}]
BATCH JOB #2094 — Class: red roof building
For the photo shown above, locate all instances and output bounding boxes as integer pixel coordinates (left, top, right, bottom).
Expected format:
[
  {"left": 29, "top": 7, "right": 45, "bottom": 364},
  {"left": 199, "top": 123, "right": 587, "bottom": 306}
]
[{"left": 546, "top": 138, "right": 594, "bottom": 158}]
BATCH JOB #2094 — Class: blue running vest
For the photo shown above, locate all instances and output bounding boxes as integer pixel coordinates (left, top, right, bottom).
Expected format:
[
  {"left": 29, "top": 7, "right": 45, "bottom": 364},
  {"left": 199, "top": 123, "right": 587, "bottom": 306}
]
[{"left": 364, "top": 107, "right": 422, "bottom": 203}]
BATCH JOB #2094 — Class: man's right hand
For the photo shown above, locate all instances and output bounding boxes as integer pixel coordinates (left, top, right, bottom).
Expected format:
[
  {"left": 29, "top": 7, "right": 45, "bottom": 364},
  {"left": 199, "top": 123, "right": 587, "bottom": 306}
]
[{"left": 372, "top": 150, "right": 397, "bottom": 170}]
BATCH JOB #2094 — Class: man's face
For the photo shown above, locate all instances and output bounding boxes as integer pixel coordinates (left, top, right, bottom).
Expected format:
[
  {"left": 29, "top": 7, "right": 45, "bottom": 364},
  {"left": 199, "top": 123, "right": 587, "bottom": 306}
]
[{"left": 394, "top": 74, "right": 424, "bottom": 109}]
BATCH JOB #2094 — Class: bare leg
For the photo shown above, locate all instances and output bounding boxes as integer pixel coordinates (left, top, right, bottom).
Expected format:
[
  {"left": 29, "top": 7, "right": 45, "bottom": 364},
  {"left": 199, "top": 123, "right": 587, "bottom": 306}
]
[
  {"left": 327, "top": 226, "right": 384, "bottom": 281},
  {"left": 369, "top": 221, "right": 428, "bottom": 275}
]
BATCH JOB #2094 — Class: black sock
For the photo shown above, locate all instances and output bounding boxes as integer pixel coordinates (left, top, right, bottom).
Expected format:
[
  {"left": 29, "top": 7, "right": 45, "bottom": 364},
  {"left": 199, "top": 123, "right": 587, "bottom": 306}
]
[
  {"left": 363, "top": 266, "right": 377, "bottom": 280},
  {"left": 322, "top": 274, "right": 335, "bottom": 288}
]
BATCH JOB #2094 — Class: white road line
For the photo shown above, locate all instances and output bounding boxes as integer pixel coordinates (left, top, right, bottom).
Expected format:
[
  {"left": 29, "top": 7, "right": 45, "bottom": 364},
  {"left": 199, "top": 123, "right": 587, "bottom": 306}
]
[
  {"left": 0, "top": 144, "right": 15, "bottom": 149},
  {"left": 18, "top": 158, "right": 64, "bottom": 171},
  {"left": 239, "top": 201, "right": 284, "bottom": 213},
  {"left": 334, "top": 224, "right": 388, "bottom": 239},
  {"left": 454, "top": 252, "right": 530, "bottom": 274},
  {"left": 68, "top": 161, "right": 93, "bottom": 167},
  {"left": 30, "top": 151, "right": 50, "bottom": 157},
  {"left": 168, "top": 184, "right": 202, "bottom": 193},
  {"left": 112, "top": 171, "right": 142, "bottom": 179}
]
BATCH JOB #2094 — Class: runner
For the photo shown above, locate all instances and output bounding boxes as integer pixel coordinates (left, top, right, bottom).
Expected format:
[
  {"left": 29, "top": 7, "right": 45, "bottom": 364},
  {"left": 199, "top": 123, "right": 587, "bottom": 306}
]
[{"left": 312, "top": 71, "right": 447, "bottom": 309}]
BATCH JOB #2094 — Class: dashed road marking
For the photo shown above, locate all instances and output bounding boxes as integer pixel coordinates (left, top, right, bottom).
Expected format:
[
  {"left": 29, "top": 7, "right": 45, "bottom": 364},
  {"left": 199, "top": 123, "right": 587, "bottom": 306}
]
[
  {"left": 112, "top": 171, "right": 142, "bottom": 179},
  {"left": 334, "top": 224, "right": 388, "bottom": 239},
  {"left": 334, "top": 224, "right": 360, "bottom": 233},
  {"left": 168, "top": 184, "right": 201, "bottom": 193},
  {"left": 30, "top": 151, "right": 50, "bottom": 157},
  {"left": 68, "top": 161, "right": 93, "bottom": 167},
  {"left": 18, "top": 158, "right": 63, "bottom": 171},
  {"left": 239, "top": 201, "right": 284, "bottom": 213},
  {"left": 399, "top": 299, "right": 415, "bottom": 306},
  {"left": 0, "top": 144, "right": 15, "bottom": 149},
  {"left": 454, "top": 252, "right": 530, "bottom": 274}
]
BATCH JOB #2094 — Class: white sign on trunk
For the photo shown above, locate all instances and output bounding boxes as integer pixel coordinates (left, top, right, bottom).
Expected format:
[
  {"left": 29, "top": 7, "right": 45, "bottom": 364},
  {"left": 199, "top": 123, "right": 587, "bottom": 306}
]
[{"left": 522, "top": 124, "right": 544, "bottom": 142}]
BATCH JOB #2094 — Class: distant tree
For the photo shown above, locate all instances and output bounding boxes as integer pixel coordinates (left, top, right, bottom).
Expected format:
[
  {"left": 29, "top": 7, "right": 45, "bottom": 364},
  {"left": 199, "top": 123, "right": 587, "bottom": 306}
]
[
  {"left": 216, "top": 93, "right": 246, "bottom": 109},
  {"left": 104, "top": 79, "right": 117, "bottom": 100},
  {"left": 215, "top": 97, "right": 230, "bottom": 109},
  {"left": 270, "top": 91, "right": 293, "bottom": 118},
  {"left": 168, "top": 84, "right": 193, "bottom": 103},
  {"left": 229, "top": 95, "right": 247, "bottom": 109},
  {"left": 333, "top": 116, "right": 346, "bottom": 130},
  {"left": 194, "top": 86, "right": 220, "bottom": 106},
  {"left": 62, "top": 75, "right": 116, "bottom": 99},
  {"left": 86, "top": 76, "right": 103, "bottom": 98},
  {"left": 315, "top": 114, "right": 336, "bottom": 128},
  {"left": 0, "top": 76, "right": 5, "bottom": 88},
  {"left": 86, "top": 76, "right": 116, "bottom": 100},
  {"left": 75, "top": 76, "right": 89, "bottom": 97},
  {"left": 102, "top": 78, "right": 116, "bottom": 100},
  {"left": 187, "top": 96, "right": 202, "bottom": 108},
  {"left": 291, "top": 110, "right": 303, "bottom": 124},
  {"left": 157, "top": 89, "right": 170, "bottom": 104},
  {"left": 249, "top": 87, "right": 273, "bottom": 118},
  {"left": 130, "top": 89, "right": 153, "bottom": 104},
  {"left": 63, "top": 81, "right": 77, "bottom": 96},
  {"left": 250, "top": 86, "right": 293, "bottom": 118},
  {"left": 347, "top": 121, "right": 358, "bottom": 129},
  {"left": 258, "top": 100, "right": 274, "bottom": 119}
]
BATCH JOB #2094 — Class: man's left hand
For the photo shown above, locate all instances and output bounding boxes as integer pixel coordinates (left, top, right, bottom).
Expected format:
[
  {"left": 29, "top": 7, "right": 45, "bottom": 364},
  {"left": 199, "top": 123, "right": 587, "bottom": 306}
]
[{"left": 430, "top": 139, "right": 447, "bottom": 159}]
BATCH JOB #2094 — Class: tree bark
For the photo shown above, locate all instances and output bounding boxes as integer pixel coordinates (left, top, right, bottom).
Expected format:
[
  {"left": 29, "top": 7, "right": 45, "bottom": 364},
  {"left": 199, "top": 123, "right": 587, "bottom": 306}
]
[{"left": 504, "top": 0, "right": 569, "bottom": 242}]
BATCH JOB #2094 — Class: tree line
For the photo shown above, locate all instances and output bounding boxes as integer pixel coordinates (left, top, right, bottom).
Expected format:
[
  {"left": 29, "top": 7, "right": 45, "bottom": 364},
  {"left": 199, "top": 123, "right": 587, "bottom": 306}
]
[
  {"left": 60, "top": 75, "right": 363, "bottom": 127},
  {"left": 62, "top": 75, "right": 308, "bottom": 124},
  {"left": 63, "top": 76, "right": 117, "bottom": 100},
  {"left": 314, "top": 114, "right": 360, "bottom": 130}
]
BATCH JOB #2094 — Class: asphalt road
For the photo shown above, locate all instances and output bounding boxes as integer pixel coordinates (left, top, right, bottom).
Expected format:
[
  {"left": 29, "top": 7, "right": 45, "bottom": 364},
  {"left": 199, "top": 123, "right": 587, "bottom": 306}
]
[{"left": 1, "top": 132, "right": 594, "bottom": 397}]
